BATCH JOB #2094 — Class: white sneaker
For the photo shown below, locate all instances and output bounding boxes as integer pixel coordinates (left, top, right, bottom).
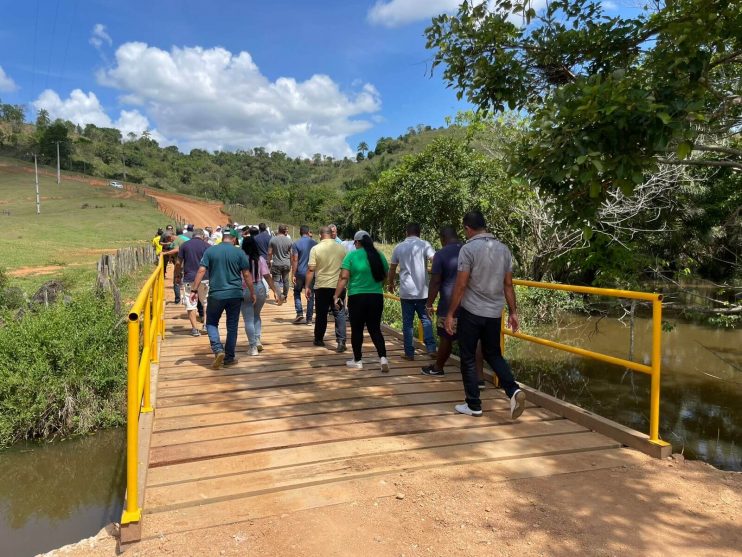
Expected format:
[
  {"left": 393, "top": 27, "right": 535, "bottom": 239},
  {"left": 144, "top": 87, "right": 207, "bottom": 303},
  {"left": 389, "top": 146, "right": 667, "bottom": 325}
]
[
  {"left": 346, "top": 359, "right": 363, "bottom": 369},
  {"left": 455, "top": 403, "right": 482, "bottom": 417},
  {"left": 510, "top": 389, "right": 526, "bottom": 420},
  {"left": 248, "top": 346, "right": 259, "bottom": 356},
  {"left": 380, "top": 357, "right": 390, "bottom": 373}
]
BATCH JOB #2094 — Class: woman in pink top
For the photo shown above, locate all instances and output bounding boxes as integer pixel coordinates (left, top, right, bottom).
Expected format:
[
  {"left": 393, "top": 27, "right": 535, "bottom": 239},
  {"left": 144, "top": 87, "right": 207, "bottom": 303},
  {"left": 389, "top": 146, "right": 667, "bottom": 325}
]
[{"left": 241, "top": 235, "right": 283, "bottom": 355}]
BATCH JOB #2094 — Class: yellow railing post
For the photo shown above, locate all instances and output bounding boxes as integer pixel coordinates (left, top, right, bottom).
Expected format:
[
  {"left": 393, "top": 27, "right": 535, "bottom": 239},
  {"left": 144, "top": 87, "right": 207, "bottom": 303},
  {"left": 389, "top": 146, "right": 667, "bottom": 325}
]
[
  {"left": 122, "top": 315, "right": 142, "bottom": 524},
  {"left": 141, "top": 291, "right": 153, "bottom": 414},
  {"left": 649, "top": 297, "right": 663, "bottom": 443}
]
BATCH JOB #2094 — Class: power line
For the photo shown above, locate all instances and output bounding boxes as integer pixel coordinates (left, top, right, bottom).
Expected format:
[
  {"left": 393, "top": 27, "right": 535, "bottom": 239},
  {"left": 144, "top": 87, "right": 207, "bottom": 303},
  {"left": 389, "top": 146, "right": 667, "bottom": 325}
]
[
  {"left": 59, "top": 0, "right": 79, "bottom": 85},
  {"left": 31, "top": 0, "right": 40, "bottom": 96},
  {"left": 44, "top": 0, "right": 61, "bottom": 91}
]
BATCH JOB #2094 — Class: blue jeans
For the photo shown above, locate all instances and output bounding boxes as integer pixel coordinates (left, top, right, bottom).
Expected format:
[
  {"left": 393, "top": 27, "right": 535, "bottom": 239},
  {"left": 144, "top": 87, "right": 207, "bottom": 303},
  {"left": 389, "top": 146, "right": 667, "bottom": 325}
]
[
  {"left": 241, "top": 282, "right": 267, "bottom": 347},
  {"left": 205, "top": 297, "right": 242, "bottom": 360},
  {"left": 293, "top": 274, "right": 314, "bottom": 321},
  {"left": 401, "top": 298, "right": 437, "bottom": 357}
]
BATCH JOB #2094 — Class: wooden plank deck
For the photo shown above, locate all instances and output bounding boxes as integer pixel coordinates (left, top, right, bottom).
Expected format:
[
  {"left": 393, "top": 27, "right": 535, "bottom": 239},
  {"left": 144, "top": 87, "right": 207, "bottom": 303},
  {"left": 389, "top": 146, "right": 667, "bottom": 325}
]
[{"left": 140, "top": 296, "right": 646, "bottom": 540}]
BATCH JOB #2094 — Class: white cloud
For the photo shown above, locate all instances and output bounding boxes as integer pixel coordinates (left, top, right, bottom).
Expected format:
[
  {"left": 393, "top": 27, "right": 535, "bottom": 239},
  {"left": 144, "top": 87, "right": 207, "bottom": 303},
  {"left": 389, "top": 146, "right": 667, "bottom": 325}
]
[
  {"left": 96, "top": 42, "right": 381, "bottom": 158},
  {"left": 0, "top": 65, "right": 18, "bottom": 92},
  {"left": 368, "top": 0, "right": 461, "bottom": 27},
  {"left": 602, "top": 0, "right": 618, "bottom": 9},
  {"left": 89, "top": 23, "right": 112, "bottom": 49},
  {"left": 33, "top": 88, "right": 168, "bottom": 144}
]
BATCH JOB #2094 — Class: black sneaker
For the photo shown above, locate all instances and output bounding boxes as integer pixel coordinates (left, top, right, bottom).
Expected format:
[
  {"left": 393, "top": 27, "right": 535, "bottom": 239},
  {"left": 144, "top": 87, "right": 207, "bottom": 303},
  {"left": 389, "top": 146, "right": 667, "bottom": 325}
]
[
  {"left": 478, "top": 380, "right": 486, "bottom": 390},
  {"left": 223, "top": 358, "right": 239, "bottom": 367},
  {"left": 336, "top": 342, "right": 347, "bottom": 353},
  {"left": 421, "top": 365, "right": 444, "bottom": 376},
  {"left": 293, "top": 315, "right": 305, "bottom": 324},
  {"left": 313, "top": 339, "right": 325, "bottom": 347}
]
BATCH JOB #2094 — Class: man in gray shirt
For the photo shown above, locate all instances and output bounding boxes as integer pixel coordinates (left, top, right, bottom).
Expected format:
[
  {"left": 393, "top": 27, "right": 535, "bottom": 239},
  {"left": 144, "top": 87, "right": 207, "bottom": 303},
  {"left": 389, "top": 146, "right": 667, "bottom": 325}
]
[
  {"left": 268, "top": 224, "right": 293, "bottom": 300},
  {"left": 445, "top": 210, "right": 526, "bottom": 420}
]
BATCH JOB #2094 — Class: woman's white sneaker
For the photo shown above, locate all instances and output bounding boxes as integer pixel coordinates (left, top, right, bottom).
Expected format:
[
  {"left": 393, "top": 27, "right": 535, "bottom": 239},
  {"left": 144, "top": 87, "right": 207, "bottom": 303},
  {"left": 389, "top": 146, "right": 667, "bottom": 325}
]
[
  {"left": 380, "top": 357, "right": 390, "bottom": 373},
  {"left": 248, "top": 346, "right": 259, "bottom": 356},
  {"left": 346, "top": 359, "right": 363, "bottom": 369},
  {"left": 454, "top": 403, "right": 482, "bottom": 417},
  {"left": 510, "top": 389, "right": 526, "bottom": 419}
]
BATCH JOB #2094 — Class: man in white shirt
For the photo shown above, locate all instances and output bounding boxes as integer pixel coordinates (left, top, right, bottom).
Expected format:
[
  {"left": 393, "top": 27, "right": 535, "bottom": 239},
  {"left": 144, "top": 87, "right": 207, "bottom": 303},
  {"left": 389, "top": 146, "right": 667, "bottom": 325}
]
[{"left": 387, "top": 223, "right": 437, "bottom": 360}]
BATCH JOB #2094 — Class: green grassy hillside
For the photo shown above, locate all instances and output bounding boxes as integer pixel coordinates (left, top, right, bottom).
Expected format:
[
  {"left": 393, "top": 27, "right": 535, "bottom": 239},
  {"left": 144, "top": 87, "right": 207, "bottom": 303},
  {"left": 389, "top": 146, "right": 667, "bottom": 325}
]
[{"left": 0, "top": 157, "right": 167, "bottom": 288}]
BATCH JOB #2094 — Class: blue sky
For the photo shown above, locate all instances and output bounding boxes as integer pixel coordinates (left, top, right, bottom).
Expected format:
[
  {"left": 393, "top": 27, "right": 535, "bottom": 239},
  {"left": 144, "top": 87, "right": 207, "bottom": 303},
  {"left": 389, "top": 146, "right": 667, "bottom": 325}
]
[{"left": 0, "top": 0, "right": 625, "bottom": 158}]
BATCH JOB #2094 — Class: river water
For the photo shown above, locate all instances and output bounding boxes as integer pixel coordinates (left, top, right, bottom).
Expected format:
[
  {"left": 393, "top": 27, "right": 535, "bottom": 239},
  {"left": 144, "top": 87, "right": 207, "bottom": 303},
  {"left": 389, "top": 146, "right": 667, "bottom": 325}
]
[
  {"left": 508, "top": 314, "right": 741, "bottom": 471},
  {"left": 0, "top": 429, "right": 125, "bottom": 556},
  {"left": 0, "top": 315, "right": 739, "bottom": 555}
]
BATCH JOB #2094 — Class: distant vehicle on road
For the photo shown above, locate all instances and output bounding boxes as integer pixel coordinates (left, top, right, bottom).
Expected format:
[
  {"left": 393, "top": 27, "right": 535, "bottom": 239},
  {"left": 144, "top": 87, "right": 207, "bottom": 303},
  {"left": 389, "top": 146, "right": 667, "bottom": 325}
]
[{"left": 109, "top": 181, "right": 124, "bottom": 189}]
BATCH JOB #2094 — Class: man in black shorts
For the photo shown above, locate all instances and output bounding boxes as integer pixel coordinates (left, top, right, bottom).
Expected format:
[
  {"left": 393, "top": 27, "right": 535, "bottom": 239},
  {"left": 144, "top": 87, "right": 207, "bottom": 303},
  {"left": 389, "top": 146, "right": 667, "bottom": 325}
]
[{"left": 422, "top": 226, "right": 484, "bottom": 386}]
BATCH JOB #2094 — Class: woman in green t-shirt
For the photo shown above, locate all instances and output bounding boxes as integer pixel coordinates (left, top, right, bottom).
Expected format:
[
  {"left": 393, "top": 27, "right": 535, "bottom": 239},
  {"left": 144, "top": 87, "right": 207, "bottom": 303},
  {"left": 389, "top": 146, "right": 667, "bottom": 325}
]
[{"left": 334, "top": 231, "right": 390, "bottom": 372}]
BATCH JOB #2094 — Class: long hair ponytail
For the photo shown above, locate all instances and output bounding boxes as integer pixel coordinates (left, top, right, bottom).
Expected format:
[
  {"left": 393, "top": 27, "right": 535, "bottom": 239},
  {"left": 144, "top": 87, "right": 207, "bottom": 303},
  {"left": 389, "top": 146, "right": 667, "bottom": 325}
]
[
  {"left": 358, "top": 235, "right": 385, "bottom": 282},
  {"left": 241, "top": 236, "right": 260, "bottom": 281}
]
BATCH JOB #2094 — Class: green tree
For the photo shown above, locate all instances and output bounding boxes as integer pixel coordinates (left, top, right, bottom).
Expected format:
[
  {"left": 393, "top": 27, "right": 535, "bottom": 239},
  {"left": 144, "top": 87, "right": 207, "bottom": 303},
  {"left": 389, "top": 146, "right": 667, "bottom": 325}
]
[
  {"left": 426, "top": 0, "right": 742, "bottom": 223},
  {"left": 39, "top": 120, "right": 71, "bottom": 165}
]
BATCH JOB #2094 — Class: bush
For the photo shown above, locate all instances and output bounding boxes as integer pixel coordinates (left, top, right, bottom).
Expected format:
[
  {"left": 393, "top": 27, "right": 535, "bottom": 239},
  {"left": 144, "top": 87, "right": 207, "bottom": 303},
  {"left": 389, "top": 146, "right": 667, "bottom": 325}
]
[
  {"left": 0, "top": 292, "right": 126, "bottom": 447},
  {"left": 515, "top": 285, "right": 586, "bottom": 327}
]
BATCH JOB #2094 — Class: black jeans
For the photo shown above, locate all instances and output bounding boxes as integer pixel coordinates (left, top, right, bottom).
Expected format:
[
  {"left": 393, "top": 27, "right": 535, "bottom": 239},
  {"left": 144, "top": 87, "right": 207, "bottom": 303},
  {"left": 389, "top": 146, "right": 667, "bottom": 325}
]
[
  {"left": 458, "top": 307, "right": 519, "bottom": 411},
  {"left": 348, "top": 293, "right": 386, "bottom": 361},
  {"left": 313, "top": 288, "right": 346, "bottom": 343}
]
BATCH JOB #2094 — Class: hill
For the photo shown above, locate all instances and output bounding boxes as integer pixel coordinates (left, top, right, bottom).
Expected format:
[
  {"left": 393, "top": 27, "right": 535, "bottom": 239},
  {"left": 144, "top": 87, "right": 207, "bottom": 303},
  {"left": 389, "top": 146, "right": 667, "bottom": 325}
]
[
  {"left": 0, "top": 157, "right": 169, "bottom": 288},
  {"left": 0, "top": 102, "right": 464, "bottom": 230}
]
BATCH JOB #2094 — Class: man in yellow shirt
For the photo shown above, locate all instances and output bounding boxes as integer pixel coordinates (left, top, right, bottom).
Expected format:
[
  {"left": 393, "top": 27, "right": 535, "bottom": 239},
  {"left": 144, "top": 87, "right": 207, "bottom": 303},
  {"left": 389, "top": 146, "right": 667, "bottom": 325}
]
[
  {"left": 152, "top": 228, "right": 164, "bottom": 255},
  {"left": 305, "top": 226, "right": 347, "bottom": 352}
]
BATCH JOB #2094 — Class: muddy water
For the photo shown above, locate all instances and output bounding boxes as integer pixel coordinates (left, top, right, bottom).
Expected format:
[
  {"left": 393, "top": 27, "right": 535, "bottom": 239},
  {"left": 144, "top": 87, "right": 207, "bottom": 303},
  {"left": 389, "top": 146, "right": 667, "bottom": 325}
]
[
  {"left": 0, "top": 429, "right": 125, "bottom": 556},
  {"left": 508, "top": 314, "right": 741, "bottom": 470}
]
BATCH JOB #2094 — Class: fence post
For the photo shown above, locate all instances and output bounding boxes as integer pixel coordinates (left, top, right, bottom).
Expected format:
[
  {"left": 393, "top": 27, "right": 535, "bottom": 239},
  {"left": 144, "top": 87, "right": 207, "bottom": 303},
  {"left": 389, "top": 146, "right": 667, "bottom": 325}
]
[
  {"left": 123, "top": 313, "right": 142, "bottom": 524},
  {"left": 649, "top": 297, "right": 663, "bottom": 443}
]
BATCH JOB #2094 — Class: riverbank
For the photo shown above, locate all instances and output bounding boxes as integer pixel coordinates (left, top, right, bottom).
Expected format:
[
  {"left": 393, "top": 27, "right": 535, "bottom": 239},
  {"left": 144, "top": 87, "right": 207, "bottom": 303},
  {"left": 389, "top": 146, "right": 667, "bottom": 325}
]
[{"left": 41, "top": 455, "right": 740, "bottom": 557}]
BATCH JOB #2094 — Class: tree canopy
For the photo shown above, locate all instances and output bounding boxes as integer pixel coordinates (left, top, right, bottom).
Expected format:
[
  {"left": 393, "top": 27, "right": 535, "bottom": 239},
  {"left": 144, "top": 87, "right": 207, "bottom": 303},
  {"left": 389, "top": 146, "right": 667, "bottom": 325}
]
[{"left": 426, "top": 0, "right": 742, "bottom": 222}]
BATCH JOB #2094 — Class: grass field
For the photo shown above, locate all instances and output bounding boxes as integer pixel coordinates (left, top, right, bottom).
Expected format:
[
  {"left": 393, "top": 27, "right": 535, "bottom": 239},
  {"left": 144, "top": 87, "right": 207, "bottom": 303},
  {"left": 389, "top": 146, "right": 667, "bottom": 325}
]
[{"left": 0, "top": 157, "right": 168, "bottom": 289}]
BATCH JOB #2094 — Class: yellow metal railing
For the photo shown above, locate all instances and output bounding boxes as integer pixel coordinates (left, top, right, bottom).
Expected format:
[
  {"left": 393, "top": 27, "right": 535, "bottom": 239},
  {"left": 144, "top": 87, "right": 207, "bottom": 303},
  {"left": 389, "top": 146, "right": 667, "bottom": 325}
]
[
  {"left": 121, "top": 256, "right": 165, "bottom": 525},
  {"left": 504, "top": 279, "right": 669, "bottom": 447},
  {"left": 383, "top": 293, "right": 425, "bottom": 342}
]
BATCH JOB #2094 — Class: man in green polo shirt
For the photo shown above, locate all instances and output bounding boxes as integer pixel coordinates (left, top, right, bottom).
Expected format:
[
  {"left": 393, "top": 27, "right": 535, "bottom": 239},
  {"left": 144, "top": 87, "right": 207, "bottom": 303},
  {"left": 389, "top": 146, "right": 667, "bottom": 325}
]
[{"left": 190, "top": 228, "right": 256, "bottom": 369}]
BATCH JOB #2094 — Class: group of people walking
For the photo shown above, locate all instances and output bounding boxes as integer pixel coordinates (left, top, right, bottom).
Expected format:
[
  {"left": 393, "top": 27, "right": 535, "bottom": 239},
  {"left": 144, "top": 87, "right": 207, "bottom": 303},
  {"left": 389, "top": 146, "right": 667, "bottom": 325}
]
[{"left": 153, "top": 210, "right": 526, "bottom": 420}]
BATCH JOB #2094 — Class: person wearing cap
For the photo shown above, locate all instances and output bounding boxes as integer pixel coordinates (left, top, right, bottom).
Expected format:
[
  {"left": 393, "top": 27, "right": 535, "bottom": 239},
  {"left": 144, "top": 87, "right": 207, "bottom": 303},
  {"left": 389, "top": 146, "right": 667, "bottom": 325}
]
[
  {"left": 444, "top": 210, "right": 526, "bottom": 420},
  {"left": 387, "top": 222, "right": 438, "bottom": 361},
  {"left": 305, "top": 226, "right": 347, "bottom": 352},
  {"left": 333, "top": 231, "right": 389, "bottom": 372},
  {"left": 189, "top": 228, "right": 256, "bottom": 369}
]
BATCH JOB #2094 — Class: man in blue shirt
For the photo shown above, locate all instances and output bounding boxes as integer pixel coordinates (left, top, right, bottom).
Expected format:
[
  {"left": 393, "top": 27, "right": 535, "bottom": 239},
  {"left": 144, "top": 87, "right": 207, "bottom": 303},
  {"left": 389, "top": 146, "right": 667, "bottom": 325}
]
[
  {"left": 176, "top": 228, "right": 210, "bottom": 337},
  {"left": 255, "top": 222, "right": 271, "bottom": 259},
  {"left": 291, "top": 225, "right": 317, "bottom": 324},
  {"left": 190, "top": 229, "right": 256, "bottom": 369}
]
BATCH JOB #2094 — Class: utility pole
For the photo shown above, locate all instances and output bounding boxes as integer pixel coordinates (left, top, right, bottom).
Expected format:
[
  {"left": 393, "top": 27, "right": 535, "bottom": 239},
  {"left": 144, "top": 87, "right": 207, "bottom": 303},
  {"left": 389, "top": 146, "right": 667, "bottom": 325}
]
[
  {"left": 55, "top": 141, "right": 61, "bottom": 185},
  {"left": 34, "top": 153, "right": 41, "bottom": 214}
]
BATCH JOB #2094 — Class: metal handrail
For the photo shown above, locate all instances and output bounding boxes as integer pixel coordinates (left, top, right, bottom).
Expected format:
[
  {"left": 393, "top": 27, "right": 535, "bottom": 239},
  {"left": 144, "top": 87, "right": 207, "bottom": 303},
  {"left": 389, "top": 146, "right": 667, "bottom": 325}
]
[
  {"left": 121, "top": 256, "right": 165, "bottom": 525},
  {"left": 504, "top": 279, "right": 668, "bottom": 447}
]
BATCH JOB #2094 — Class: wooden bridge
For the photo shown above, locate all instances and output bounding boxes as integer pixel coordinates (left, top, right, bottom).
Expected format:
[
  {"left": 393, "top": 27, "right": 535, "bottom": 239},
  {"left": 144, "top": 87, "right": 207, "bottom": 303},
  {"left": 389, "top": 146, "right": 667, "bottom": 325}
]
[{"left": 120, "top": 289, "right": 668, "bottom": 544}]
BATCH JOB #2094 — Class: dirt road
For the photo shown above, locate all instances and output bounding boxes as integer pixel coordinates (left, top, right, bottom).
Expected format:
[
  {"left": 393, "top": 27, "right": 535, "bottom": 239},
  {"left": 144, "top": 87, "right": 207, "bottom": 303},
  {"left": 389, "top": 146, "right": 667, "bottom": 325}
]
[
  {"left": 142, "top": 189, "right": 227, "bottom": 228},
  {"left": 42, "top": 457, "right": 740, "bottom": 557}
]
